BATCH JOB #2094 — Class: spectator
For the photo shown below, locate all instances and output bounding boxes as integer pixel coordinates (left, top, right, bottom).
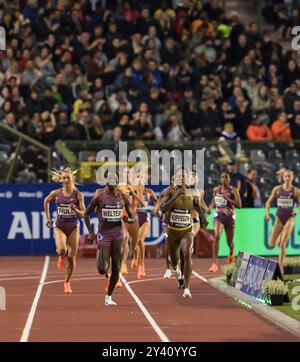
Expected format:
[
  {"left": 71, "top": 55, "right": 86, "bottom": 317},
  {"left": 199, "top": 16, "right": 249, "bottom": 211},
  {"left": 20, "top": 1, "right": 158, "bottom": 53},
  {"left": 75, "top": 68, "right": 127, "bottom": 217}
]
[
  {"left": 246, "top": 115, "right": 272, "bottom": 141},
  {"left": 89, "top": 114, "right": 104, "bottom": 140},
  {"left": 291, "top": 114, "right": 300, "bottom": 140},
  {"left": 227, "top": 160, "right": 247, "bottom": 202},
  {"left": 220, "top": 122, "right": 238, "bottom": 154},
  {"left": 244, "top": 168, "right": 262, "bottom": 208},
  {"left": 271, "top": 112, "right": 293, "bottom": 145}
]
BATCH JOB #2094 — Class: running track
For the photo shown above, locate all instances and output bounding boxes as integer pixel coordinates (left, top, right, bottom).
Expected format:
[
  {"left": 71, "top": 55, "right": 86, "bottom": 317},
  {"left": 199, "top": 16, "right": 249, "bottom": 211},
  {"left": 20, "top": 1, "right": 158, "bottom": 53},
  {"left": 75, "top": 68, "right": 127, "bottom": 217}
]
[{"left": 0, "top": 257, "right": 298, "bottom": 342}]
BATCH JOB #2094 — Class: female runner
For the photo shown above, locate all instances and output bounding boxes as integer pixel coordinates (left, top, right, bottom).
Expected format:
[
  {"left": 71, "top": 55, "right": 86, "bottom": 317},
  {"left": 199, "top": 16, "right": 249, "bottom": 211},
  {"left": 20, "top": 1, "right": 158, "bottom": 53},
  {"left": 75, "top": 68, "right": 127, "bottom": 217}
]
[
  {"left": 134, "top": 170, "right": 159, "bottom": 279},
  {"left": 208, "top": 172, "right": 242, "bottom": 272},
  {"left": 83, "top": 171, "right": 134, "bottom": 305},
  {"left": 44, "top": 167, "right": 86, "bottom": 293},
  {"left": 266, "top": 169, "right": 300, "bottom": 273}
]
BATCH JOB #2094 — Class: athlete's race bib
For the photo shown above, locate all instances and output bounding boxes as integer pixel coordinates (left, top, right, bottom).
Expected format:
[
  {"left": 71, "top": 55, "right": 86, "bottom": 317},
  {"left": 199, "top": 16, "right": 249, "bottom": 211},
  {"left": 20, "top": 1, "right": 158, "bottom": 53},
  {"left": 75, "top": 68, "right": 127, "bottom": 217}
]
[
  {"left": 277, "top": 198, "right": 294, "bottom": 208},
  {"left": 102, "top": 207, "right": 122, "bottom": 222},
  {"left": 57, "top": 205, "right": 76, "bottom": 218},
  {"left": 215, "top": 195, "right": 227, "bottom": 208},
  {"left": 170, "top": 209, "right": 191, "bottom": 228}
]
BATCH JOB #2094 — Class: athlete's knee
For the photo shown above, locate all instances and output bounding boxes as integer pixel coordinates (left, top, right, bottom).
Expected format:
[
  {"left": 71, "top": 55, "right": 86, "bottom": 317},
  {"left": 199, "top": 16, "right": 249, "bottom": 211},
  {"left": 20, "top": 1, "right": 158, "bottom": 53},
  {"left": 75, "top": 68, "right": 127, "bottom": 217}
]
[
  {"left": 182, "top": 247, "right": 193, "bottom": 259},
  {"left": 98, "top": 267, "right": 107, "bottom": 275},
  {"left": 57, "top": 247, "right": 67, "bottom": 256},
  {"left": 97, "top": 262, "right": 108, "bottom": 275}
]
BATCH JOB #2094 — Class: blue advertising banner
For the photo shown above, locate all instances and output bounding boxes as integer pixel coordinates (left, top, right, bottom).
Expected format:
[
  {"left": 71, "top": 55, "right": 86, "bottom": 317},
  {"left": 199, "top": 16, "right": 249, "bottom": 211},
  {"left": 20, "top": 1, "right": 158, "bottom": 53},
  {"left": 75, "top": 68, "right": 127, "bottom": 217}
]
[
  {"left": 1, "top": 184, "right": 300, "bottom": 256},
  {"left": 0, "top": 184, "right": 165, "bottom": 255},
  {"left": 240, "top": 255, "right": 269, "bottom": 298},
  {"left": 235, "top": 253, "right": 281, "bottom": 301}
]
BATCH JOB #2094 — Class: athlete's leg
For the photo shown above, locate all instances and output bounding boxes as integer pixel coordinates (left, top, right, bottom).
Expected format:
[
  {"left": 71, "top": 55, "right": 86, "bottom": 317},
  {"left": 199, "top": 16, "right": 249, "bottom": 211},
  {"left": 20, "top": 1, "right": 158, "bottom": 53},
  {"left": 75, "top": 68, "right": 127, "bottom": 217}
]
[
  {"left": 193, "top": 222, "right": 200, "bottom": 237},
  {"left": 65, "top": 227, "right": 79, "bottom": 283},
  {"left": 54, "top": 227, "right": 67, "bottom": 256},
  {"left": 163, "top": 225, "right": 172, "bottom": 278},
  {"left": 278, "top": 218, "right": 295, "bottom": 272},
  {"left": 212, "top": 220, "right": 223, "bottom": 265},
  {"left": 96, "top": 244, "right": 111, "bottom": 278},
  {"left": 168, "top": 233, "right": 181, "bottom": 271},
  {"left": 121, "top": 228, "right": 129, "bottom": 274},
  {"left": 137, "top": 220, "right": 150, "bottom": 266},
  {"left": 224, "top": 226, "right": 235, "bottom": 263},
  {"left": 107, "top": 239, "right": 123, "bottom": 296},
  {"left": 126, "top": 219, "right": 139, "bottom": 266},
  {"left": 180, "top": 233, "right": 194, "bottom": 290},
  {"left": 268, "top": 217, "right": 284, "bottom": 248}
]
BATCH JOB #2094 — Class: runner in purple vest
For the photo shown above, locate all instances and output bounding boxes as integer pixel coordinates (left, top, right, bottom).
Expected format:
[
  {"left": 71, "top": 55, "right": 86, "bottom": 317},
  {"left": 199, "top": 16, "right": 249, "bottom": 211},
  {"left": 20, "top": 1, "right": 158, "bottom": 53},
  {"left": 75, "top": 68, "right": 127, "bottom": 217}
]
[
  {"left": 84, "top": 171, "right": 134, "bottom": 306},
  {"left": 44, "top": 168, "right": 86, "bottom": 294},
  {"left": 208, "top": 172, "right": 242, "bottom": 273},
  {"left": 134, "top": 170, "right": 158, "bottom": 279},
  {"left": 266, "top": 169, "right": 300, "bottom": 273}
]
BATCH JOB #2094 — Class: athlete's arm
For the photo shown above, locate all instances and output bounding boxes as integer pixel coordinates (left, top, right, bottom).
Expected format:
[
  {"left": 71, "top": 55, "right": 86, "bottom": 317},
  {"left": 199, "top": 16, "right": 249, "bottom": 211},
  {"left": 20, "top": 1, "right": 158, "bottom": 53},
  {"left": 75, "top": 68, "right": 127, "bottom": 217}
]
[
  {"left": 292, "top": 187, "right": 300, "bottom": 216},
  {"left": 129, "top": 185, "right": 145, "bottom": 207},
  {"left": 43, "top": 189, "right": 60, "bottom": 227},
  {"left": 231, "top": 187, "right": 242, "bottom": 208},
  {"left": 148, "top": 188, "right": 159, "bottom": 215},
  {"left": 193, "top": 197, "right": 209, "bottom": 228},
  {"left": 198, "top": 190, "right": 208, "bottom": 213},
  {"left": 70, "top": 191, "right": 86, "bottom": 217},
  {"left": 161, "top": 186, "right": 185, "bottom": 213},
  {"left": 121, "top": 193, "right": 135, "bottom": 223},
  {"left": 221, "top": 187, "right": 242, "bottom": 208},
  {"left": 84, "top": 191, "right": 101, "bottom": 238},
  {"left": 265, "top": 186, "right": 279, "bottom": 222},
  {"left": 152, "top": 190, "right": 164, "bottom": 215}
]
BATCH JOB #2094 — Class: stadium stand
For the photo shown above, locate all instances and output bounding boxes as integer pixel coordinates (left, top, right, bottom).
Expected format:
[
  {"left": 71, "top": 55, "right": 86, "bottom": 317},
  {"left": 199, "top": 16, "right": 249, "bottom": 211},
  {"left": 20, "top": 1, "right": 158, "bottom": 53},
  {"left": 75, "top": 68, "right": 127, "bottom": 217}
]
[{"left": 0, "top": 0, "right": 300, "bottom": 202}]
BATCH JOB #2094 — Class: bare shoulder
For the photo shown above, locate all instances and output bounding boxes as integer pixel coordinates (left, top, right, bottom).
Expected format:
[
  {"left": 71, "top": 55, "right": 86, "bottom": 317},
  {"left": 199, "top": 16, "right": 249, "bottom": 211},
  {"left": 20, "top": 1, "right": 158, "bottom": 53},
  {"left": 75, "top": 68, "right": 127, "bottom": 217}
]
[
  {"left": 294, "top": 186, "right": 300, "bottom": 195},
  {"left": 272, "top": 185, "right": 281, "bottom": 194},
  {"left": 50, "top": 188, "right": 61, "bottom": 198}
]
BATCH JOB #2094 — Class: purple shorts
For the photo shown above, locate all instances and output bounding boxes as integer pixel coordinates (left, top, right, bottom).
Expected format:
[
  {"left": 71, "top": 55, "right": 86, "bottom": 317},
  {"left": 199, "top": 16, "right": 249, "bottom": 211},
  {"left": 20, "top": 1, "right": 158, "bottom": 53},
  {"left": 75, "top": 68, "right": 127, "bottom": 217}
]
[
  {"left": 97, "top": 227, "right": 124, "bottom": 245},
  {"left": 214, "top": 212, "right": 235, "bottom": 230},
  {"left": 277, "top": 210, "right": 293, "bottom": 225},
  {"left": 55, "top": 219, "right": 78, "bottom": 237},
  {"left": 137, "top": 212, "right": 149, "bottom": 227}
]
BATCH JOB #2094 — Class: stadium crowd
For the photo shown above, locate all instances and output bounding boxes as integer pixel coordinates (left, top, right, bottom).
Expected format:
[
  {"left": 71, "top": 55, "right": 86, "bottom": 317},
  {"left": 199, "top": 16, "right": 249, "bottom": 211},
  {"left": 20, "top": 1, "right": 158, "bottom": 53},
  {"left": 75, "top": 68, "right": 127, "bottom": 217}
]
[{"left": 0, "top": 0, "right": 300, "bottom": 184}]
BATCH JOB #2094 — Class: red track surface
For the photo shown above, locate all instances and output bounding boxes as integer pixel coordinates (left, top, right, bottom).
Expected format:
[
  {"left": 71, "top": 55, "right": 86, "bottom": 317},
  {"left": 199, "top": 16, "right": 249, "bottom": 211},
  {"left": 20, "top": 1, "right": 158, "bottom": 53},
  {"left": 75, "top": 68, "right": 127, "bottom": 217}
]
[{"left": 0, "top": 257, "right": 299, "bottom": 342}]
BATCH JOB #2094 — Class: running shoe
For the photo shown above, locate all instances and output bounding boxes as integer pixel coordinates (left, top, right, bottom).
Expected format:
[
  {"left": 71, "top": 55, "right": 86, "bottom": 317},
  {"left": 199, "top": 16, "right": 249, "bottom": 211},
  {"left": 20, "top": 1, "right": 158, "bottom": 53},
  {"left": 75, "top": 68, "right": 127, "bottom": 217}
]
[
  {"left": 131, "top": 258, "right": 138, "bottom": 269},
  {"left": 178, "top": 279, "right": 185, "bottom": 289},
  {"left": 183, "top": 288, "right": 192, "bottom": 299},
  {"left": 116, "top": 278, "right": 122, "bottom": 288},
  {"left": 208, "top": 263, "right": 219, "bottom": 272},
  {"left": 163, "top": 268, "right": 172, "bottom": 279},
  {"left": 64, "top": 282, "right": 72, "bottom": 294},
  {"left": 173, "top": 265, "right": 182, "bottom": 280},
  {"left": 57, "top": 256, "right": 64, "bottom": 271},
  {"left": 137, "top": 265, "right": 146, "bottom": 279},
  {"left": 104, "top": 295, "right": 117, "bottom": 306},
  {"left": 226, "top": 254, "right": 235, "bottom": 264},
  {"left": 121, "top": 263, "right": 128, "bottom": 275},
  {"left": 104, "top": 277, "right": 110, "bottom": 292}
]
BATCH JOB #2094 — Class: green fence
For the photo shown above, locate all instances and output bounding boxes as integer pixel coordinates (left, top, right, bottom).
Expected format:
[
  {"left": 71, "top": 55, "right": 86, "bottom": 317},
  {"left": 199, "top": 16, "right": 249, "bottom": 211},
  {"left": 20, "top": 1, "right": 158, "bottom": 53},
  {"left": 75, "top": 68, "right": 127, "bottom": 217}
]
[{"left": 210, "top": 208, "right": 300, "bottom": 257}]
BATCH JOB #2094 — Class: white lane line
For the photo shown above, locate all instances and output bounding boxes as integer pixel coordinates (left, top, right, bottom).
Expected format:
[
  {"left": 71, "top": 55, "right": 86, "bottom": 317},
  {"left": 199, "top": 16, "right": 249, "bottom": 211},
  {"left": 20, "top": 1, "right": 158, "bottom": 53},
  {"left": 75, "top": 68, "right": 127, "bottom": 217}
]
[
  {"left": 127, "top": 277, "right": 164, "bottom": 285},
  {"left": 20, "top": 256, "right": 50, "bottom": 342},
  {"left": 192, "top": 270, "right": 208, "bottom": 283},
  {"left": 120, "top": 274, "right": 170, "bottom": 342}
]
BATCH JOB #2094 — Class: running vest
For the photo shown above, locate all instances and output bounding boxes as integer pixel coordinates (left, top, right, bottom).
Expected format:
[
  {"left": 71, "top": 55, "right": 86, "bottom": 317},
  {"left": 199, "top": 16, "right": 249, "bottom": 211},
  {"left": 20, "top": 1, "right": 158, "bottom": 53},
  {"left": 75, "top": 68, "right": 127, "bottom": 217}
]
[
  {"left": 97, "top": 189, "right": 124, "bottom": 228},
  {"left": 56, "top": 189, "right": 79, "bottom": 222},
  {"left": 214, "top": 186, "right": 234, "bottom": 214},
  {"left": 168, "top": 190, "right": 193, "bottom": 230},
  {"left": 136, "top": 188, "right": 148, "bottom": 213},
  {"left": 277, "top": 186, "right": 296, "bottom": 209}
]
